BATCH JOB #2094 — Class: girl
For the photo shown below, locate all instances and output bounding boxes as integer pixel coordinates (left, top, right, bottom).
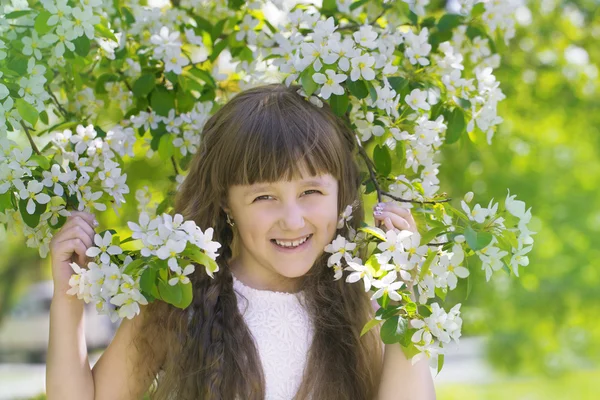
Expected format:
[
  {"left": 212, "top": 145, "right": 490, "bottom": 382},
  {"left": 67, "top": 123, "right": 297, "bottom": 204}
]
[{"left": 47, "top": 83, "right": 436, "bottom": 399}]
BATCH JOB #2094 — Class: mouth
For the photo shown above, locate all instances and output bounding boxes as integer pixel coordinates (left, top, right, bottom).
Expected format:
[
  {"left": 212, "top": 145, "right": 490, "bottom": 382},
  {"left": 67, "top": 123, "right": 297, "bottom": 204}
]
[{"left": 270, "top": 234, "right": 313, "bottom": 252}]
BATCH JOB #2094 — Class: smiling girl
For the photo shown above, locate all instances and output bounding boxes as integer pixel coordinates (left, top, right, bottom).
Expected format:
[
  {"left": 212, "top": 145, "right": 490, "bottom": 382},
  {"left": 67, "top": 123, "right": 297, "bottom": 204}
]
[{"left": 47, "top": 83, "right": 435, "bottom": 399}]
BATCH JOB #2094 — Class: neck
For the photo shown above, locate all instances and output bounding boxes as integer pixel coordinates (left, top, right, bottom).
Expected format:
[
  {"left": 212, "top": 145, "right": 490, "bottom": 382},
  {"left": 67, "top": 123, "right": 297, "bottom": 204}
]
[{"left": 229, "top": 257, "right": 302, "bottom": 294}]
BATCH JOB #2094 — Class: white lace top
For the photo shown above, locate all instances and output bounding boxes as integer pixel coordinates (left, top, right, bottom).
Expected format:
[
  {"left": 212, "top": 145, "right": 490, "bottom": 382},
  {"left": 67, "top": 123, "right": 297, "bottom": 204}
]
[{"left": 232, "top": 273, "right": 314, "bottom": 400}]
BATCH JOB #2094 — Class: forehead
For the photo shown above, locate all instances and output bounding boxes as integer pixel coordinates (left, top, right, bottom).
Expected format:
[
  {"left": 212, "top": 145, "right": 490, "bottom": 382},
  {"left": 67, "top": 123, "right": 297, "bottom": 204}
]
[{"left": 235, "top": 173, "right": 337, "bottom": 195}]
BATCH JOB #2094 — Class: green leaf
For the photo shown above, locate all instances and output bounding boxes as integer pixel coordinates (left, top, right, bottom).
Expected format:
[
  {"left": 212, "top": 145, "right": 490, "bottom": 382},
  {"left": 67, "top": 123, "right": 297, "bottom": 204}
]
[
  {"left": 456, "top": 97, "right": 472, "bottom": 109},
  {"left": 445, "top": 108, "right": 465, "bottom": 145},
  {"left": 175, "top": 282, "right": 193, "bottom": 309},
  {"left": 30, "top": 154, "right": 50, "bottom": 170},
  {"left": 350, "top": 0, "right": 369, "bottom": 11},
  {"left": 72, "top": 35, "right": 90, "bottom": 57},
  {"left": 300, "top": 67, "right": 318, "bottom": 97},
  {"left": 329, "top": 92, "right": 348, "bottom": 117},
  {"left": 471, "top": 3, "right": 486, "bottom": 18},
  {"left": 418, "top": 304, "right": 432, "bottom": 317},
  {"left": 4, "top": 10, "right": 35, "bottom": 19},
  {"left": 39, "top": 110, "right": 49, "bottom": 125},
  {"left": 322, "top": 0, "right": 337, "bottom": 11},
  {"left": 120, "top": 7, "right": 135, "bottom": 25},
  {"left": 358, "top": 226, "right": 387, "bottom": 241},
  {"left": 419, "top": 250, "right": 436, "bottom": 280},
  {"left": 95, "top": 73, "right": 119, "bottom": 95},
  {"left": 361, "top": 318, "right": 382, "bottom": 337},
  {"left": 150, "top": 87, "right": 175, "bottom": 117},
  {"left": 123, "top": 258, "right": 148, "bottom": 275},
  {"left": 395, "top": 140, "right": 406, "bottom": 167},
  {"left": 381, "top": 315, "right": 408, "bottom": 345},
  {"left": 16, "top": 98, "right": 38, "bottom": 126},
  {"left": 387, "top": 76, "right": 408, "bottom": 95},
  {"left": 140, "top": 267, "right": 157, "bottom": 296},
  {"left": 182, "top": 245, "right": 219, "bottom": 277},
  {"left": 158, "top": 279, "right": 183, "bottom": 306},
  {"left": 346, "top": 79, "right": 369, "bottom": 99},
  {"left": 18, "top": 198, "right": 45, "bottom": 228},
  {"left": 132, "top": 73, "right": 156, "bottom": 98},
  {"left": 95, "top": 22, "right": 118, "bottom": 42},
  {"left": 8, "top": 57, "right": 28, "bottom": 75},
  {"left": 464, "top": 226, "right": 494, "bottom": 251},
  {"left": 420, "top": 226, "right": 448, "bottom": 245},
  {"left": 0, "top": 192, "right": 13, "bottom": 213},
  {"left": 437, "top": 14, "right": 463, "bottom": 32},
  {"left": 34, "top": 11, "right": 53, "bottom": 35},
  {"left": 158, "top": 133, "right": 174, "bottom": 160},
  {"left": 437, "top": 353, "right": 445, "bottom": 374},
  {"left": 177, "top": 90, "right": 196, "bottom": 113},
  {"left": 209, "top": 37, "right": 229, "bottom": 62},
  {"left": 373, "top": 144, "right": 392, "bottom": 176}
]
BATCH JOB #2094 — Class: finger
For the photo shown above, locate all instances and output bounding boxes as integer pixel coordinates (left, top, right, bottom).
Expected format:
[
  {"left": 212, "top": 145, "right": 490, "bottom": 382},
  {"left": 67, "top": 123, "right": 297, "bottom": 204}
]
[
  {"left": 384, "top": 217, "right": 395, "bottom": 232},
  {"left": 374, "top": 211, "right": 410, "bottom": 231},
  {"left": 63, "top": 214, "right": 97, "bottom": 233},
  {"left": 55, "top": 220, "right": 96, "bottom": 245},
  {"left": 377, "top": 202, "right": 415, "bottom": 222},
  {"left": 56, "top": 238, "right": 89, "bottom": 265},
  {"left": 67, "top": 211, "right": 98, "bottom": 228},
  {"left": 56, "top": 225, "right": 95, "bottom": 248}
]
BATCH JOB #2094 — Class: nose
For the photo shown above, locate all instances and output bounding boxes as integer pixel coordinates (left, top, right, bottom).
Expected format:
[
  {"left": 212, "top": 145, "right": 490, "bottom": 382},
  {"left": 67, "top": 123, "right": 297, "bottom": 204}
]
[{"left": 278, "top": 201, "right": 306, "bottom": 231}]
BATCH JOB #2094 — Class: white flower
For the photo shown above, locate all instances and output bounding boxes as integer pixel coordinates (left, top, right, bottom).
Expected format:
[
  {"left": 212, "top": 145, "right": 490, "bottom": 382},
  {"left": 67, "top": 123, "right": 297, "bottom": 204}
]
[
  {"left": 350, "top": 54, "right": 376, "bottom": 81},
  {"left": 312, "top": 69, "right": 347, "bottom": 100},
  {"left": 168, "top": 263, "right": 195, "bottom": 285},
  {"left": 164, "top": 52, "right": 189, "bottom": 74},
  {"left": 77, "top": 188, "right": 106, "bottom": 212},
  {"left": 405, "top": 88, "right": 430, "bottom": 111},
  {"left": 404, "top": 28, "right": 432, "bottom": 66},
  {"left": 151, "top": 26, "right": 181, "bottom": 59},
  {"left": 14, "top": 180, "right": 52, "bottom": 214},
  {"left": 370, "top": 271, "right": 404, "bottom": 301},
  {"left": 42, "top": 0, "right": 72, "bottom": 26},
  {"left": 156, "top": 238, "right": 187, "bottom": 271},
  {"left": 353, "top": 25, "right": 378, "bottom": 49},
  {"left": 41, "top": 164, "right": 65, "bottom": 196},
  {"left": 22, "top": 32, "right": 47, "bottom": 60},
  {"left": 127, "top": 212, "right": 160, "bottom": 241},
  {"left": 337, "top": 204, "right": 354, "bottom": 229},
  {"left": 344, "top": 261, "right": 373, "bottom": 291},
  {"left": 324, "top": 234, "right": 356, "bottom": 266},
  {"left": 323, "top": 37, "right": 359, "bottom": 72},
  {"left": 71, "top": 6, "right": 100, "bottom": 40},
  {"left": 236, "top": 14, "right": 259, "bottom": 44},
  {"left": 86, "top": 231, "right": 123, "bottom": 264},
  {"left": 460, "top": 200, "right": 488, "bottom": 223}
]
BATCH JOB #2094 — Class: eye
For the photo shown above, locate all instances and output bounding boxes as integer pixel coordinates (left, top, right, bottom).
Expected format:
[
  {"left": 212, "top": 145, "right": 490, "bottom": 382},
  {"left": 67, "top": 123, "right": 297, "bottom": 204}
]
[
  {"left": 303, "top": 190, "right": 322, "bottom": 196},
  {"left": 253, "top": 195, "right": 273, "bottom": 202}
]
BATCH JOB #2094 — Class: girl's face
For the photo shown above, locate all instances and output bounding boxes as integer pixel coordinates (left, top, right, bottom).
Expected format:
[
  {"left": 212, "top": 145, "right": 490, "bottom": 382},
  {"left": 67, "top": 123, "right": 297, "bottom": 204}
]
[{"left": 224, "top": 169, "right": 339, "bottom": 292}]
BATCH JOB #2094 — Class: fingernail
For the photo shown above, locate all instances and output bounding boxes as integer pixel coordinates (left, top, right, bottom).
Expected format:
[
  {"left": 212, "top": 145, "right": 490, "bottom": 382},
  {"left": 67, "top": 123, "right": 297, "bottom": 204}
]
[
  {"left": 93, "top": 219, "right": 99, "bottom": 227},
  {"left": 374, "top": 210, "right": 382, "bottom": 216}
]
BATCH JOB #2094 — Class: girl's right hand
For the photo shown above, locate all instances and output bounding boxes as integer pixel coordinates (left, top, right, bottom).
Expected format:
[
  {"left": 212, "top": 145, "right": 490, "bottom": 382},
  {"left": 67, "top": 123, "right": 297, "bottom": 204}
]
[{"left": 49, "top": 211, "right": 98, "bottom": 296}]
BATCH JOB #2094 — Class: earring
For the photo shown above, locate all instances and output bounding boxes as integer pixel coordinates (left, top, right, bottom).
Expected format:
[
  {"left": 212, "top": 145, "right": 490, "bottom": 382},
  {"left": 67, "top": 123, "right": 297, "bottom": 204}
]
[{"left": 226, "top": 213, "right": 235, "bottom": 227}]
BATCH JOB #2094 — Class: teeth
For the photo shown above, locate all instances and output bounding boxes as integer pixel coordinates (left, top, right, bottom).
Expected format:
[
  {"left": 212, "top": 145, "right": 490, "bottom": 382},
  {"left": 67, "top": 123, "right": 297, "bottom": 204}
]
[{"left": 275, "top": 235, "right": 310, "bottom": 248}]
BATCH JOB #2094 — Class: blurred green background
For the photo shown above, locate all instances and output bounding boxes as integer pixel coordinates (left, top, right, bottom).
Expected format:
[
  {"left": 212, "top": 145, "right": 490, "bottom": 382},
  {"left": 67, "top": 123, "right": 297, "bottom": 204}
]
[{"left": 1, "top": 0, "right": 599, "bottom": 399}]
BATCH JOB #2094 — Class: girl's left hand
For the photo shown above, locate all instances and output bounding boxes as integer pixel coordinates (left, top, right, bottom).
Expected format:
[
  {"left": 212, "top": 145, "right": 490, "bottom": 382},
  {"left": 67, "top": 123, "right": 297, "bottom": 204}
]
[{"left": 372, "top": 201, "right": 418, "bottom": 235}]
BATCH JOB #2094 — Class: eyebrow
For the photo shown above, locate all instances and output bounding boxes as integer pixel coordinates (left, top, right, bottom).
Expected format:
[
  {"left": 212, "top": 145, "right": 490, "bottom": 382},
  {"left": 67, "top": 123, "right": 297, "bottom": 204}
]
[{"left": 244, "top": 179, "right": 332, "bottom": 196}]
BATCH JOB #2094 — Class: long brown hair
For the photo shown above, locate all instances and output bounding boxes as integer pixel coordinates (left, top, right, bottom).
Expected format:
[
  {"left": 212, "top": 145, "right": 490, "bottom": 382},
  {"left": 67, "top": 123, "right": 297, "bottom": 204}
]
[{"left": 135, "top": 83, "right": 382, "bottom": 399}]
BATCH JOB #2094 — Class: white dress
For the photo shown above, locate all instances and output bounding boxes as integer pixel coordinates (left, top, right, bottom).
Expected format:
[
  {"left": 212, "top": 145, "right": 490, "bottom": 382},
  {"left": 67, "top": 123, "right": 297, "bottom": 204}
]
[{"left": 232, "top": 273, "right": 315, "bottom": 400}]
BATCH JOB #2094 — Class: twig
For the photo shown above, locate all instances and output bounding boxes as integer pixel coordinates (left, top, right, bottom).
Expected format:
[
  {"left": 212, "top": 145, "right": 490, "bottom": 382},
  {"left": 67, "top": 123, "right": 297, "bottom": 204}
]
[
  {"left": 171, "top": 156, "right": 179, "bottom": 176},
  {"left": 381, "top": 190, "right": 452, "bottom": 205},
  {"left": 20, "top": 120, "right": 41, "bottom": 155},
  {"left": 45, "top": 85, "right": 69, "bottom": 118}
]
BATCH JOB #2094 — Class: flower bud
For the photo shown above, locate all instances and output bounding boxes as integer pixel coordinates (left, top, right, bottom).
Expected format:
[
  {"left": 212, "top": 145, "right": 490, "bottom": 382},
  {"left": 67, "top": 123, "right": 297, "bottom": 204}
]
[
  {"left": 463, "top": 191, "right": 474, "bottom": 203},
  {"left": 454, "top": 235, "right": 465, "bottom": 243}
]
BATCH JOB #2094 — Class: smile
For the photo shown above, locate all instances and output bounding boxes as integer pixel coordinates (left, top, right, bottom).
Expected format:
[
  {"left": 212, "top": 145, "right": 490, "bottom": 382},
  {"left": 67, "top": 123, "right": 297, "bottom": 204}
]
[{"left": 271, "top": 234, "right": 313, "bottom": 250}]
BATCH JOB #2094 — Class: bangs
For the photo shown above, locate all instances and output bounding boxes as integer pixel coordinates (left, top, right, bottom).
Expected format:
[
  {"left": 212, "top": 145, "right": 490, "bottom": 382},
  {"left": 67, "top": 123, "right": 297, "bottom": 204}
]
[{"left": 221, "top": 88, "right": 346, "bottom": 187}]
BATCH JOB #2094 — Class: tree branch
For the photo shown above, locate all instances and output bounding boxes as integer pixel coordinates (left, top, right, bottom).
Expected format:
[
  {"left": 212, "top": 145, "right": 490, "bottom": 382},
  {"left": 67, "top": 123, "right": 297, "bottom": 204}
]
[{"left": 20, "top": 120, "right": 41, "bottom": 155}]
